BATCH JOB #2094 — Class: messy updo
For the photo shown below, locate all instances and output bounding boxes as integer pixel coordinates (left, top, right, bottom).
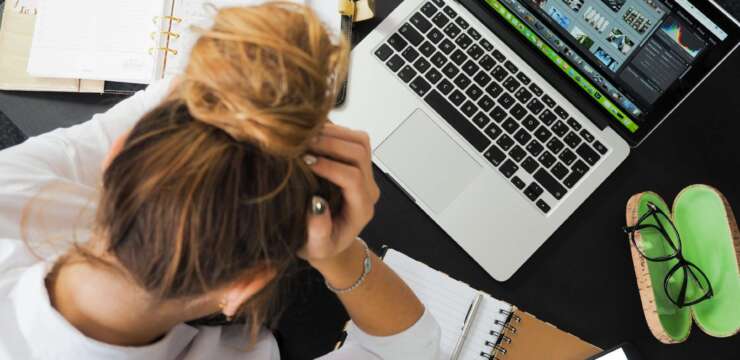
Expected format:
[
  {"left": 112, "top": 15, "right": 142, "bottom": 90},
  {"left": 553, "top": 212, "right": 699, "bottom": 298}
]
[{"left": 92, "top": 2, "right": 347, "bottom": 331}]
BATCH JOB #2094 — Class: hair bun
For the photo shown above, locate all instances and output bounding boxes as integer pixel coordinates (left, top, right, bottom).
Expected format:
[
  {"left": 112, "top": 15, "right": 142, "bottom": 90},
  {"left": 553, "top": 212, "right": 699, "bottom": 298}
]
[{"left": 180, "top": 3, "right": 348, "bottom": 157}]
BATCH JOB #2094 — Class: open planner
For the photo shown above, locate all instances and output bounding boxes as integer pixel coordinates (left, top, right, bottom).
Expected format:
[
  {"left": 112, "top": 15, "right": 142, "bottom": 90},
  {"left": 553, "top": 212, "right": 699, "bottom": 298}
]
[
  {"left": 381, "top": 249, "right": 602, "bottom": 360},
  {"left": 26, "top": 0, "right": 341, "bottom": 84}
]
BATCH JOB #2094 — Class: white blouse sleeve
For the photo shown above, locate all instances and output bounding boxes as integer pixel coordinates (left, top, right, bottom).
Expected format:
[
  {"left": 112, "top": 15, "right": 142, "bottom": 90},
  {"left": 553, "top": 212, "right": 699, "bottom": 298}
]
[
  {"left": 317, "top": 308, "right": 441, "bottom": 360},
  {"left": 0, "top": 80, "right": 172, "bottom": 241}
]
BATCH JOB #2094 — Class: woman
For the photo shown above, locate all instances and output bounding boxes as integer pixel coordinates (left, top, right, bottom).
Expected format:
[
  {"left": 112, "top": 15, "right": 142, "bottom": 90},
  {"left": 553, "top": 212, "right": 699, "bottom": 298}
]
[{"left": 0, "top": 3, "right": 440, "bottom": 359}]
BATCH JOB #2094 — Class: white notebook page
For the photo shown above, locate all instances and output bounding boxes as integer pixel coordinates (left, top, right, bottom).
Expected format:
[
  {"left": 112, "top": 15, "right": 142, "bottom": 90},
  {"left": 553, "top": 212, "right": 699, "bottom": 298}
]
[
  {"left": 28, "top": 0, "right": 169, "bottom": 83},
  {"left": 384, "top": 249, "right": 512, "bottom": 359}
]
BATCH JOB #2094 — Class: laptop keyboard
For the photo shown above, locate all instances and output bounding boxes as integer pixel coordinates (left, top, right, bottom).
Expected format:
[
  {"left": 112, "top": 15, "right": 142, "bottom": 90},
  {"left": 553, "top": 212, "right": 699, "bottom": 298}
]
[{"left": 373, "top": 1, "right": 610, "bottom": 214}]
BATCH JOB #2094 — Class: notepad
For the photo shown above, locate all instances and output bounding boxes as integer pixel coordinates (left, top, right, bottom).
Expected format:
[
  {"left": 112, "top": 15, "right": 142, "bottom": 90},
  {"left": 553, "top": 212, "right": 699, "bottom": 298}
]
[
  {"left": 26, "top": 0, "right": 341, "bottom": 84},
  {"left": 383, "top": 249, "right": 603, "bottom": 360}
]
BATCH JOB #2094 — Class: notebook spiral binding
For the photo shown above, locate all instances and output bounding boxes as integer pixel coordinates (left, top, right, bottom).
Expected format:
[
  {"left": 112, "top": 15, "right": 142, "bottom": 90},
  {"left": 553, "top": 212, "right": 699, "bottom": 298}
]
[
  {"left": 479, "top": 308, "right": 522, "bottom": 359},
  {"left": 149, "top": 16, "right": 182, "bottom": 56}
]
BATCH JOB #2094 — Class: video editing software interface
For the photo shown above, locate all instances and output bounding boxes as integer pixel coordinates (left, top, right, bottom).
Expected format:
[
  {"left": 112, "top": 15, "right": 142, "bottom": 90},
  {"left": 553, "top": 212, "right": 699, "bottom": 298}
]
[{"left": 481, "top": 0, "right": 730, "bottom": 133}]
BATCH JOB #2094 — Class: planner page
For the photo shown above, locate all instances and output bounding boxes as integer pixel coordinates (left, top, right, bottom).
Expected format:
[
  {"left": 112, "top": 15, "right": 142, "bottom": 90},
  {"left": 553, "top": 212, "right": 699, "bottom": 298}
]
[
  {"left": 163, "top": 0, "right": 342, "bottom": 78},
  {"left": 28, "top": 0, "right": 170, "bottom": 84}
]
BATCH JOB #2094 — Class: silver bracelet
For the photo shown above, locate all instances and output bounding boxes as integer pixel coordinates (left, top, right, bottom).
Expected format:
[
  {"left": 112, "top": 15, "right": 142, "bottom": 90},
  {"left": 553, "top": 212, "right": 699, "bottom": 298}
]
[{"left": 325, "top": 239, "right": 372, "bottom": 294}]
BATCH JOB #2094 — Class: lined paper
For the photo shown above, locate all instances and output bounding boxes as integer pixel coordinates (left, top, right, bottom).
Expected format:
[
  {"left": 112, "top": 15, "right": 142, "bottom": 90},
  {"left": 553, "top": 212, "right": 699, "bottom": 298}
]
[{"left": 384, "top": 250, "right": 513, "bottom": 359}]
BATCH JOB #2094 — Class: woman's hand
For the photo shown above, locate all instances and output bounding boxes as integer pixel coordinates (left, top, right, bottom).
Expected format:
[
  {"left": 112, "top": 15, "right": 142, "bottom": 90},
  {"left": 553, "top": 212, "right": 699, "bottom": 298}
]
[{"left": 298, "top": 124, "right": 380, "bottom": 271}]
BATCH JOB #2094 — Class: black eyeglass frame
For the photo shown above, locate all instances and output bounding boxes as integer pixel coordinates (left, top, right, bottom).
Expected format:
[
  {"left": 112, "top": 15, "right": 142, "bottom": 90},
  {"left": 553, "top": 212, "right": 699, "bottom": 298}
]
[{"left": 623, "top": 202, "right": 714, "bottom": 308}]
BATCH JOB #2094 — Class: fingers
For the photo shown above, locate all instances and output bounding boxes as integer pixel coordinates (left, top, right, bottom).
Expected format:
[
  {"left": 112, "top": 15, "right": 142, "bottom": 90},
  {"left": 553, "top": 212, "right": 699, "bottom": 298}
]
[
  {"left": 309, "top": 135, "right": 369, "bottom": 170},
  {"left": 298, "top": 196, "right": 334, "bottom": 260},
  {"left": 307, "top": 156, "right": 374, "bottom": 225},
  {"left": 321, "top": 123, "right": 371, "bottom": 152}
]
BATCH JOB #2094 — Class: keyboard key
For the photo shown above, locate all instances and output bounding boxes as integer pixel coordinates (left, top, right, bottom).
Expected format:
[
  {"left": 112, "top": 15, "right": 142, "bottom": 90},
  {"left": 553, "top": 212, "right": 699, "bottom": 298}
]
[
  {"left": 499, "top": 159, "right": 519, "bottom": 178},
  {"left": 425, "top": 90, "right": 491, "bottom": 152},
  {"left": 504, "top": 60, "right": 518, "bottom": 74},
  {"left": 455, "top": 33, "right": 473, "bottom": 49},
  {"left": 442, "top": 63, "right": 459, "bottom": 79},
  {"left": 410, "top": 13, "right": 433, "bottom": 33},
  {"left": 554, "top": 106, "right": 569, "bottom": 119},
  {"left": 410, "top": 76, "right": 432, "bottom": 96},
  {"left": 478, "top": 95, "right": 495, "bottom": 112},
  {"left": 427, "top": 28, "right": 444, "bottom": 44},
  {"left": 534, "top": 126, "right": 552, "bottom": 143},
  {"left": 529, "top": 83, "right": 543, "bottom": 96},
  {"left": 567, "top": 117, "right": 582, "bottom": 131},
  {"left": 521, "top": 156, "right": 539, "bottom": 174},
  {"left": 572, "top": 159, "right": 590, "bottom": 175},
  {"left": 514, "top": 87, "right": 532, "bottom": 103},
  {"left": 484, "top": 145, "right": 506, "bottom": 166},
  {"left": 385, "top": 54, "right": 405, "bottom": 72},
  {"left": 388, "top": 33, "right": 408, "bottom": 51},
  {"left": 511, "top": 176, "right": 526, "bottom": 190},
  {"left": 465, "top": 84, "right": 483, "bottom": 100},
  {"left": 534, "top": 169, "right": 566, "bottom": 200},
  {"left": 432, "top": 12, "right": 450, "bottom": 28},
  {"left": 558, "top": 148, "right": 577, "bottom": 165},
  {"left": 546, "top": 137, "right": 564, "bottom": 154},
  {"left": 522, "top": 115, "right": 538, "bottom": 131},
  {"left": 425, "top": 68, "right": 443, "bottom": 84},
  {"left": 421, "top": 2, "right": 438, "bottom": 17},
  {"left": 510, "top": 104, "right": 527, "bottom": 120},
  {"left": 466, "top": 44, "right": 484, "bottom": 60},
  {"left": 413, "top": 57, "right": 431, "bottom": 73},
  {"left": 526, "top": 98, "right": 544, "bottom": 115},
  {"left": 536, "top": 199, "right": 551, "bottom": 214},
  {"left": 479, "top": 55, "right": 496, "bottom": 71},
  {"left": 473, "top": 112, "right": 491, "bottom": 128},
  {"left": 454, "top": 17, "right": 469, "bottom": 29},
  {"left": 593, "top": 140, "right": 608, "bottom": 155},
  {"left": 551, "top": 162, "right": 568, "bottom": 180},
  {"left": 460, "top": 100, "right": 478, "bottom": 117},
  {"left": 496, "top": 134, "right": 515, "bottom": 151},
  {"left": 491, "top": 65, "right": 508, "bottom": 81},
  {"left": 437, "top": 79, "right": 454, "bottom": 94},
  {"left": 431, "top": 0, "right": 445, "bottom": 7},
  {"left": 538, "top": 151, "right": 556, "bottom": 168},
  {"left": 502, "top": 118, "right": 519, "bottom": 134},
  {"left": 473, "top": 72, "right": 492, "bottom": 87},
  {"left": 468, "top": 28, "right": 481, "bottom": 40},
  {"left": 419, "top": 41, "right": 435, "bottom": 57},
  {"left": 484, "top": 123, "right": 502, "bottom": 139},
  {"left": 490, "top": 106, "right": 507, "bottom": 123},
  {"left": 503, "top": 77, "right": 521, "bottom": 92},
  {"left": 443, "top": 5, "right": 457, "bottom": 18},
  {"left": 439, "top": 39, "right": 455, "bottom": 54},
  {"left": 576, "top": 143, "right": 601, "bottom": 166},
  {"left": 524, "top": 182, "right": 544, "bottom": 201},
  {"left": 538, "top": 109, "right": 556, "bottom": 125},
  {"left": 462, "top": 59, "right": 479, "bottom": 76},
  {"left": 542, "top": 94, "right": 556, "bottom": 108},
  {"left": 443, "top": 23, "right": 461, "bottom": 39},
  {"left": 480, "top": 38, "right": 493, "bottom": 51},
  {"left": 430, "top": 52, "right": 447, "bottom": 67},
  {"left": 453, "top": 74, "right": 471, "bottom": 89},
  {"left": 510, "top": 145, "right": 527, "bottom": 162},
  {"left": 485, "top": 82, "right": 503, "bottom": 99},
  {"left": 398, "top": 65, "right": 417, "bottom": 83},
  {"left": 497, "top": 93, "right": 515, "bottom": 109},
  {"left": 552, "top": 121, "right": 569, "bottom": 137},
  {"left": 451, "top": 49, "right": 467, "bottom": 65},
  {"left": 449, "top": 89, "right": 465, "bottom": 106},
  {"left": 516, "top": 72, "right": 531, "bottom": 85},
  {"left": 563, "top": 160, "right": 589, "bottom": 188},
  {"left": 399, "top": 24, "right": 423, "bottom": 46},
  {"left": 402, "top": 47, "right": 420, "bottom": 62},
  {"left": 580, "top": 129, "right": 595, "bottom": 143},
  {"left": 564, "top": 132, "right": 582, "bottom": 148},
  {"left": 526, "top": 140, "right": 544, "bottom": 157},
  {"left": 375, "top": 44, "right": 394, "bottom": 61}
]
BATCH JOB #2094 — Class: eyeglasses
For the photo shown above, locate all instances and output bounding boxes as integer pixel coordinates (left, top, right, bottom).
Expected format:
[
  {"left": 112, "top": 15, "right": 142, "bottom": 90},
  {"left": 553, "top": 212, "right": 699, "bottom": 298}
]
[{"left": 623, "top": 202, "right": 713, "bottom": 308}]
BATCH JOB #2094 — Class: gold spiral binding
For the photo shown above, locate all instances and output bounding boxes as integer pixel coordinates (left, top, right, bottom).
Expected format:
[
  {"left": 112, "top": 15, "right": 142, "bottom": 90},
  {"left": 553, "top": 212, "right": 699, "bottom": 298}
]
[
  {"left": 149, "top": 47, "right": 178, "bottom": 56},
  {"left": 150, "top": 31, "right": 181, "bottom": 40},
  {"left": 152, "top": 15, "right": 183, "bottom": 24}
]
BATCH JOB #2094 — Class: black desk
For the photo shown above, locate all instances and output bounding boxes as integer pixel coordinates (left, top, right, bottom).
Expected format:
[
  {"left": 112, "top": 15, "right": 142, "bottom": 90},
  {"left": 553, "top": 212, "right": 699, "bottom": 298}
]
[{"left": 1, "top": 1, "right": 739, "bottom": 359}]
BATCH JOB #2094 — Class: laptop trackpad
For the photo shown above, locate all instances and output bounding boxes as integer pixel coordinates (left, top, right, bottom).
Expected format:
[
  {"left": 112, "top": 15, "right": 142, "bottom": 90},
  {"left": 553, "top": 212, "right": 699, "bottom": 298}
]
[{"left": 375, "top": 109, "right": 482, "bottom": 214}]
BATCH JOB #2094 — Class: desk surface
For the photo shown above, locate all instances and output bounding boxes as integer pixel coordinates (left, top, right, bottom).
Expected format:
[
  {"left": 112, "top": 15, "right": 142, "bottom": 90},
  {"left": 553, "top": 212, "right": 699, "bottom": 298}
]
[{"left": 2, "top": 1, "right": 739, "bottom": 359}]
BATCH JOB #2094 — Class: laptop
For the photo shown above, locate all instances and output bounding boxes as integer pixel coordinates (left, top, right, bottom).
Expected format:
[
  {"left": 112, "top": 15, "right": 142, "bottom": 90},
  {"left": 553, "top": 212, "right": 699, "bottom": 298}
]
[{"left": 333, "top": 0, "right": 740, "bottom": 281}]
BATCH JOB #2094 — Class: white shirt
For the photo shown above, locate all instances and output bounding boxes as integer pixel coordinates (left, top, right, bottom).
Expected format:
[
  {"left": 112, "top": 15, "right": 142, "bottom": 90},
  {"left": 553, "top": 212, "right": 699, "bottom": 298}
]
[{"left": 0, "top": 80, "right": 441, "bottom": 360}]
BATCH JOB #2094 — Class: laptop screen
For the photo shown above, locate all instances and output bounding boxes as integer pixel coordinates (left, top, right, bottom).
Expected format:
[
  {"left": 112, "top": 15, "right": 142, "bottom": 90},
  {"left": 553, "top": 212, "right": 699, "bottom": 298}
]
[{"left": 479, "top": 0, "right": 739, "bottom": 143}]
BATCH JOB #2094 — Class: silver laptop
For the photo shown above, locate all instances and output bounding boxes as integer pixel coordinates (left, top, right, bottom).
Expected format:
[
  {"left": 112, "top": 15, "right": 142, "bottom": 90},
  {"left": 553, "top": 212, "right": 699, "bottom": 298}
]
[{"left": 333, "top": 0, "right": 740, "bottom": 280}]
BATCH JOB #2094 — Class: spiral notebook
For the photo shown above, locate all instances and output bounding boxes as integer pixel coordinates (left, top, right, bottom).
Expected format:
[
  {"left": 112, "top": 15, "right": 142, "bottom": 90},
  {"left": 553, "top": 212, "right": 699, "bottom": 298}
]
[
  {"left": 375, "top": 249, "right": 602, "bottom": 360},
  {"left": 25, "top": 0, "right": 341, "bottom": 85}
]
